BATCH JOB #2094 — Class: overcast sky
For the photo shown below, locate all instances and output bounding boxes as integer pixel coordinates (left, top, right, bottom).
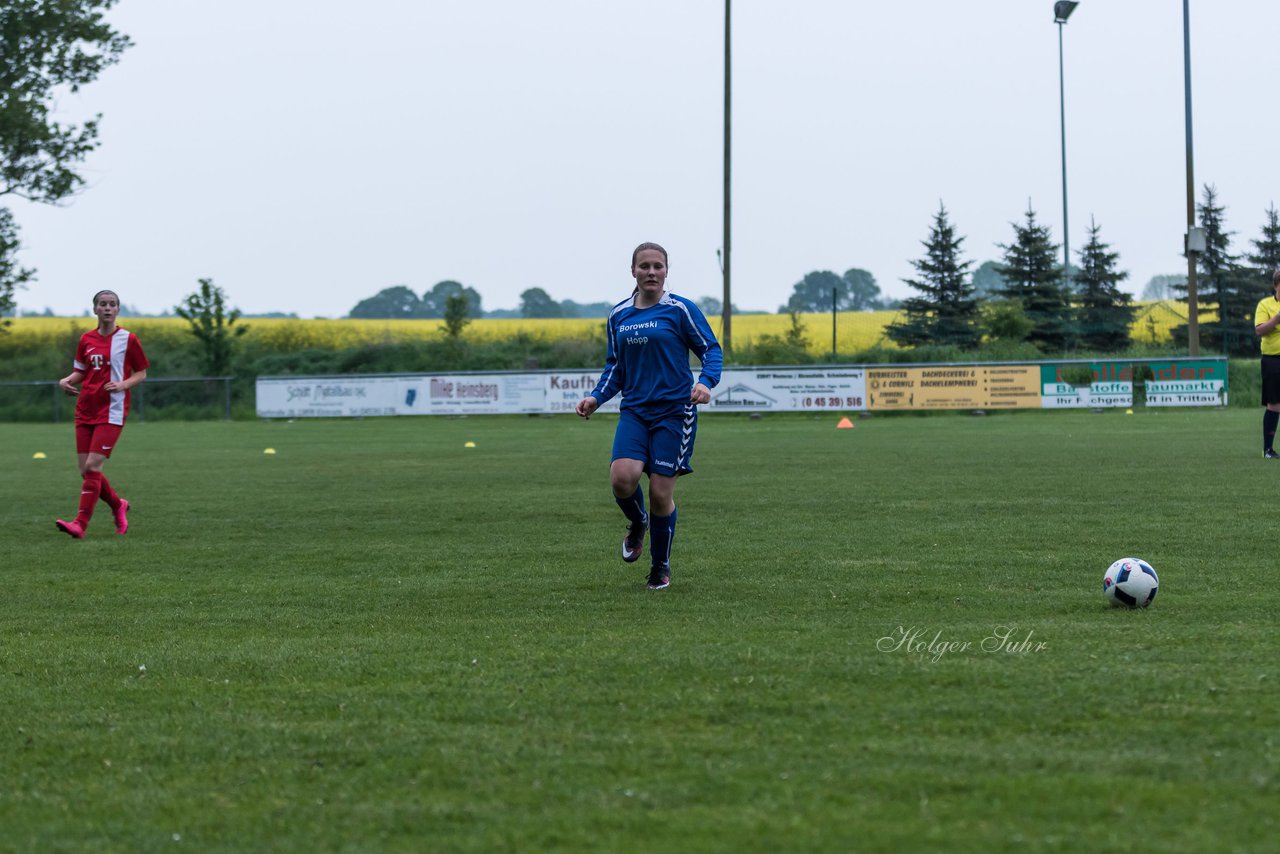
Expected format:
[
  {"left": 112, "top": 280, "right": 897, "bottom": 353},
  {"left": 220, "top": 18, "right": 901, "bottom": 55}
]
[{"left": 10, "top": 0, "right": 1280, "bottom": 317}]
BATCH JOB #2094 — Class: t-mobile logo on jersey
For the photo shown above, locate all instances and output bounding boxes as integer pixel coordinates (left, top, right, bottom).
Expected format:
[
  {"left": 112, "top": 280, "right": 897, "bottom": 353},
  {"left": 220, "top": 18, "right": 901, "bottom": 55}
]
[{"left": 89, "top": 353, "right": 105, "bottom": 370}]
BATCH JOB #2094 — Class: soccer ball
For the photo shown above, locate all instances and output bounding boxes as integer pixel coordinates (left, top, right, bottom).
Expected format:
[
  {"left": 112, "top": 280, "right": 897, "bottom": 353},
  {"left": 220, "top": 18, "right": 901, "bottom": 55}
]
[{"left": 1102, "top": 558, "right": 1159, "bottom": 608}]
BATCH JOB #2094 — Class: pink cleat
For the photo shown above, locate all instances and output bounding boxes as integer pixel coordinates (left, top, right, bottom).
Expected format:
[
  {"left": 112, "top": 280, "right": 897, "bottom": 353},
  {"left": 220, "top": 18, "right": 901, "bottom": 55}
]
[
  {"left": 113, "top": 498, "right": 130, "bottom": 535},
  {"left": 56, "top": 519, "right": 85, "bottom": 539}
]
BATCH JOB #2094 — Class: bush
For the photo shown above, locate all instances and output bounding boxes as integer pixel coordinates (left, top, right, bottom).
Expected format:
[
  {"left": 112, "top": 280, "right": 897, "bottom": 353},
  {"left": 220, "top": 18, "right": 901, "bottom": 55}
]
[
  {"left": 974, "top": 340, "right": 1046, "bottom": 362},
  {"left": 0, "top": 384, "right": 63, "bottom": 422},
  {"left": 1059, "top": 365, "right": 1096, "bottom": 386},
  {"left": 733, "top": 336, "right": 815, "bottom": 366},
  {"left": 1229, "top": 359, "right": 1257, "bottom": 407},
  {"left": 249, "top": 348, "right": 344, "bottom": 377}
]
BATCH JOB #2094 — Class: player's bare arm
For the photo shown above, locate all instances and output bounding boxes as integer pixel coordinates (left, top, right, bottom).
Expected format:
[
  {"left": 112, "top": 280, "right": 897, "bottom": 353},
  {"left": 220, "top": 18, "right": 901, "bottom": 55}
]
[
  {"left": 59, "top": 371, "right": 84, "bottom": 396},
  {"left": 105, "top": 368, "right": 147, "bottom": 394}
]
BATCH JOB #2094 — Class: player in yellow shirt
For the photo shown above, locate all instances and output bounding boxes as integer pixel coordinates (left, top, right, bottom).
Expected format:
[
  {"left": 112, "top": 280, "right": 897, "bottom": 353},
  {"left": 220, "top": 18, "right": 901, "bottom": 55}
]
[{"left": 1253, "top": 269, "right": 1280, "bottom": 458}]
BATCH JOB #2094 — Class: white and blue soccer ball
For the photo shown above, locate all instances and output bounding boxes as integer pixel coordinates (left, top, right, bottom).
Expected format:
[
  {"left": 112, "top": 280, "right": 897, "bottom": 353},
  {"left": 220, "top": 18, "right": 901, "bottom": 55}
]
[{"left": 1102, "top": 557, "right": 1159, "bottom": 608}]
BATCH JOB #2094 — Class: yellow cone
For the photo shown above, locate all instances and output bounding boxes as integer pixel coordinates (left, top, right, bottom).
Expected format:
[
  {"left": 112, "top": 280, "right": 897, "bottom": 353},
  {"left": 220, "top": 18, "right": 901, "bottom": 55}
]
[
  {"left": 1125, "top": 409, "right": 1133, "bottom": 415},
  {"left": 464, "top": 441, "right": 477, "bottom": 448},
  {"left": 33, "top": 451, "right": 47, "bottom": 459},
  {"left": 263, "top": 448, "right": 276, "bottom": 455}
]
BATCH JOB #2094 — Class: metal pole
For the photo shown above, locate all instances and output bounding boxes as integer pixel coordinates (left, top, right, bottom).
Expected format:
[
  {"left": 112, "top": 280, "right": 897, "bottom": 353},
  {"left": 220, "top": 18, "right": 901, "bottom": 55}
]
[
  {"left": 1058, "top": 21, "right": 1070, "bottom": 288},
  {"left": 1183, "top": 0, "right": 1200, "bottom": 356},
  {"left": 832, "top": 287, "right": 837, "bottom": 357},
  {"left": 224, "top": 376, "right": 232, "bottom": 420},
  {"left": 721, "top": 0, "right": 732, "bottom": 356}
]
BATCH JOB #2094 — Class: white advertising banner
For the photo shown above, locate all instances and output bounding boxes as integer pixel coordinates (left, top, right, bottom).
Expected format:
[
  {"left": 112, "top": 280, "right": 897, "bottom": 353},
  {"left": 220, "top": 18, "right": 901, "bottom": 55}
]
[
  {"left": 256, "top": 368, "right": 870, "bottom": 417},
  {"left": 1144, "top": 380, "right": 1227, "bottom": 407},
  {"left": 542, "top": 371, "right": 620, "bottom": 415},
  {"left": 707, "top": 368, "right": 867, "bottom": 413},
  {"left": 256, "top": 358, "right": 1225, "bottom": 417},
  {"left": 1040, "top": 381, "right": 1134, "bottom": 409},
  {"left": 256, "top": 376, "right": 402, "bottom": 418},
  {"left": 397, "top": 373, "right": 545, "bottom": 415},
  {"left": 256, "top": 371, "right": 623, "bottom": 417}
]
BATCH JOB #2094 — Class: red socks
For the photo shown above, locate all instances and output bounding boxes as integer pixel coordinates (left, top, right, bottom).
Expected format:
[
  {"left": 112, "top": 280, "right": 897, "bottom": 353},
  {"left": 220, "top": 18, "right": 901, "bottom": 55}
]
[
  {"left": 98, "top": 474, "right": 121, "bottom": 511},
  {"left": 75, "top": 471, "right": 103, "bottom": 527},
  {"left": 71, "top": 472, "right": 122, "bottom": 533}
]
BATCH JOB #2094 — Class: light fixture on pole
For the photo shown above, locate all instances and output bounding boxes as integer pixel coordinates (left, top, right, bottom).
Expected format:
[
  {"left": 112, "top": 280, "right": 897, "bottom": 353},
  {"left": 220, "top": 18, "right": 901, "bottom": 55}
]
[{"left": 1054, "top": 1, "right": 1078, "bottom": 289}]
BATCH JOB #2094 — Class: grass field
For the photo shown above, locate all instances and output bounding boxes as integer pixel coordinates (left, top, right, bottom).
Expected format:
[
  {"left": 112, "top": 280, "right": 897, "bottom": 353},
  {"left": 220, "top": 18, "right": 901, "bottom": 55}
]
[{"left": 1, "top": 410, "right": 1276, "bottom": 851}]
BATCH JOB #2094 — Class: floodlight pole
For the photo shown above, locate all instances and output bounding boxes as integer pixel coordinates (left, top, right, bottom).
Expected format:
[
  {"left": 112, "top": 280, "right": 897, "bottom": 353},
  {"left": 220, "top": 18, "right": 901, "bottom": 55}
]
[
  {"left": 1054, "top": 1, "right": 1077, "bottom": 290},
  {"left": 722, "top": 0, "right": 732, "bottom": 355},
  {"left": 1183, "top": 0, "right": 1200, "bottom": 356}
]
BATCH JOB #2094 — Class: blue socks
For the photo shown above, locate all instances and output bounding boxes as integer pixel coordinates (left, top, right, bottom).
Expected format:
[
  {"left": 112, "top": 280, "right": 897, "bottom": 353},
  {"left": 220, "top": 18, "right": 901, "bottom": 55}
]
[
  {"left": 615, "top": 486, "right": 647, "bottom": 527},
  {"left": 615, "top": 487, "right": 677, "bottom": 570},
  {"left": 649, "top": 508, "right": 676, "bottom": 569}
]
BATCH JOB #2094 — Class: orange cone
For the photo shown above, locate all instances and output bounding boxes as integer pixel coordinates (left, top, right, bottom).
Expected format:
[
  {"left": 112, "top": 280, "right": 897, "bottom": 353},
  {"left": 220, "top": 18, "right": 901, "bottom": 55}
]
[{"left": 836, "top": 417, "right": 854, "bottom": 429}]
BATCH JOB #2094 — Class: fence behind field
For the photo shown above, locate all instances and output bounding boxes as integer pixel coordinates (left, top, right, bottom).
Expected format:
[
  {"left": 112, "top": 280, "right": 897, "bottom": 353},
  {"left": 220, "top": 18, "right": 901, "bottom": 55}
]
[{"left": 0, "top": 377, "right": 233, "bottom": 422}]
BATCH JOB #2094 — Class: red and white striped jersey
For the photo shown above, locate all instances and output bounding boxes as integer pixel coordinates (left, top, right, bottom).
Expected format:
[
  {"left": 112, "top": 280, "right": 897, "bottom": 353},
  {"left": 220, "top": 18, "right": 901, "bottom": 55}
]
[{"left": 72, "top": 327, "right": 149, "bottom": 426}]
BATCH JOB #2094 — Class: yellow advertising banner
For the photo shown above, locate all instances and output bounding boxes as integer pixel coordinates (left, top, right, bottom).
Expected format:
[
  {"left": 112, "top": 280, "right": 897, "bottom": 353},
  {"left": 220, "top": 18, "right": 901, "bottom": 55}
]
[{"left": 866, "top": 365, "right": 1041, "bottom": 411}]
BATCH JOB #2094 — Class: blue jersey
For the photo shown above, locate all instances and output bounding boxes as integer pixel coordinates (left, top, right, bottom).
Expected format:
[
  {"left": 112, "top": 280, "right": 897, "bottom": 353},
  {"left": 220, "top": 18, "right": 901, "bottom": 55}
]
[{"left": 589, "top": 291, "right": 723, "bottom": 417}]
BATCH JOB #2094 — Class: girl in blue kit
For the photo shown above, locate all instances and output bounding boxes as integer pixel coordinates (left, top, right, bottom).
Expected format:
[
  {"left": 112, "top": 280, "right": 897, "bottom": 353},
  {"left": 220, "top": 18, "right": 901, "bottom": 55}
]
[{"left": 576, "top": 242, "right": 723, "bottom": 589}]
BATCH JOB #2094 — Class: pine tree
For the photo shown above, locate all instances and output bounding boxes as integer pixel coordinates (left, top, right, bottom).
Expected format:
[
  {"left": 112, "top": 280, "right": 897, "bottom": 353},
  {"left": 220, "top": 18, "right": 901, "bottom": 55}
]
[
  {"left": 1248, "top": 203, "right": 1280, "bottom": 281},
  {"left": 1194, "top": 184, "right": 1234, "bottom": 313},
  {"left": 886, "top": 203, "right": 981, "bottom": 349},
  {"left": 1073, "top": 218, "right": 1133, "bottom": 351},
  {"left": 1189, "top": 186, "right": 1255, "bottom": 355},
  {"left": 1242, "top": 204, "right": 1280, "bottom": 343},
  {"left": 997, "top": 205, "right": 1069, "bottom": 351}
]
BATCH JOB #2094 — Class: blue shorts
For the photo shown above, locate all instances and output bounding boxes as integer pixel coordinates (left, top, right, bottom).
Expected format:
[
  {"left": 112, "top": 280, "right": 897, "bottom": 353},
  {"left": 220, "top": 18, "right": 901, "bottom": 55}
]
[{"left": 612, "top": 405, "right": 699, "bottom": 477}]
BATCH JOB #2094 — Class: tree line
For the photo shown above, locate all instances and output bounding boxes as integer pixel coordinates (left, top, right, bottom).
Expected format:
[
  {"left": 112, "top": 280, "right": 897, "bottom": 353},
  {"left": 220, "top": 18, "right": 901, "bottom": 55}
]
[
  {"left": 871, "top": 191, "right": 1280, "bottom": 355},
  {"left": 884, "top": 201, "right": 1129, "bottom": 352},
  {"left": 346, "top": 282, "right": 615, "bottom": 321}
]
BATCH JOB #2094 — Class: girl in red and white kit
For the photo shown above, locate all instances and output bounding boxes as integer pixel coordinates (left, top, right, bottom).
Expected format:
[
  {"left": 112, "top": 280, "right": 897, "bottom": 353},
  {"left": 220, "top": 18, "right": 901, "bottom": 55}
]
[{"left": 55, "top": 290, "right": 149, "bottom": 538}]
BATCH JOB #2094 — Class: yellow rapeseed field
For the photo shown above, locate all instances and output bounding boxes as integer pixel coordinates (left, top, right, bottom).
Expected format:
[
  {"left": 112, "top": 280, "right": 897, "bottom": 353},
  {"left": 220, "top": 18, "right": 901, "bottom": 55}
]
[
  {"left": 5, "top": 301, "right": 1187, "bottom": 356},
  {"left": 5, "top": 316, "right": 607, "bottom": 351}
]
